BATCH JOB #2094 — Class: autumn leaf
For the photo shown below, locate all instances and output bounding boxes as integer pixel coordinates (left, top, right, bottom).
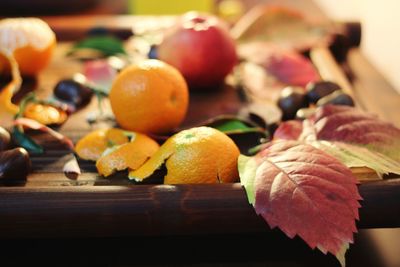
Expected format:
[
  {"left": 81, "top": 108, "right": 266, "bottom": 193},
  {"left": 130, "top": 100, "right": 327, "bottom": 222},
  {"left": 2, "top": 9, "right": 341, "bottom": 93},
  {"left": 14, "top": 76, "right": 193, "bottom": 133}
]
[
  {"left": 273, "top": 120, "right": 303, "bottom": 140},
  {"left": 306, "top": 105, "right": 400, "bottom": 162},
  {"left": 310, "top": 140, "right": 400, "bottom": 180},
  {"left": 232, "top": 5, "right": 331, "bottom": 51},
  {"left": 239, "top": 140, "right": 361, "bottom": 266},
  {"left": 273, "top": 106, "right": 400, "bottom": 178},
  {"left": 264, "top": 50, "right": 320, "bottom": 87}
]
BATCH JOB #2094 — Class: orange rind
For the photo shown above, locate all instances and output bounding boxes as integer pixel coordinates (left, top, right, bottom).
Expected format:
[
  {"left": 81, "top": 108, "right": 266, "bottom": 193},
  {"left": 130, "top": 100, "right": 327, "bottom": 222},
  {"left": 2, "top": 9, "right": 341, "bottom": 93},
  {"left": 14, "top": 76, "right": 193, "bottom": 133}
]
[
  {"left": 75, "top": 128, "right": 129, "bottom": 161},
  {"left": 129, "top": 126, "right": 240, "bottom": 184},
  {"left": 23, "top": 103, "right": 68, "bottom": 126},
  {"left": 96, "top": 133, "right": 160, "bottom": 177},
  {"left": 0, "top": 17, "right": 56, "bottom": 76},
  {"left": 0, "top": 18, "right": 56, "bottom": 128}
]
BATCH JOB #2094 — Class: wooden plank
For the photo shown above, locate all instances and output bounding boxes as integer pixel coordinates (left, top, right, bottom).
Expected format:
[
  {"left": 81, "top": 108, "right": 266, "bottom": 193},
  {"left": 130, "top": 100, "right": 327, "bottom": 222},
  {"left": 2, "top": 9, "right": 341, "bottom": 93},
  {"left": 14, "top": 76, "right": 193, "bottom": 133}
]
[{"left": 0, "top": 180, "right": 399, "bottom": 239}]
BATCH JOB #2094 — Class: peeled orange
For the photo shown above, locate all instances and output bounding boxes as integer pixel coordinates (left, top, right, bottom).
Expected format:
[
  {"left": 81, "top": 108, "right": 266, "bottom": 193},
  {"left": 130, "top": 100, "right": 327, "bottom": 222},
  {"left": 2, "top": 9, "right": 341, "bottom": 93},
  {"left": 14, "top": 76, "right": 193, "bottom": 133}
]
[
  {"left": 129, "top": 126, "right": 240, "bottom": 184},
  {"left": 0, "top": 17, "right": 56, "bottom": 76},
  {"left": 0, "top": 18, "right": 56, "bottom": 128},
  {"left": 96, "top": 133, "right": 159, "bottom": 177}
]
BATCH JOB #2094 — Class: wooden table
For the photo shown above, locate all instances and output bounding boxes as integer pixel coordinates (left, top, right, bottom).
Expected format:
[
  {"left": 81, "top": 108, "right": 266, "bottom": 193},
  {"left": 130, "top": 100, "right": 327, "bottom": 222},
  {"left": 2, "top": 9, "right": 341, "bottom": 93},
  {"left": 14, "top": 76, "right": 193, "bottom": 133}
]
[{"left": 1, "top": 4, "right": 400, "bottom": 266}]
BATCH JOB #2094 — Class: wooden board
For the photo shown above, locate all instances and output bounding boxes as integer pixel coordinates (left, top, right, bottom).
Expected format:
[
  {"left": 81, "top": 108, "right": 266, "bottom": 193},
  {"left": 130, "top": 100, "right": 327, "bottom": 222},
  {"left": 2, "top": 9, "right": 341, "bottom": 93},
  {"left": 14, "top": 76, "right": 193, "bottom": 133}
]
[{"left": 1, "top": 13, "right": 400, "bottom": 239}]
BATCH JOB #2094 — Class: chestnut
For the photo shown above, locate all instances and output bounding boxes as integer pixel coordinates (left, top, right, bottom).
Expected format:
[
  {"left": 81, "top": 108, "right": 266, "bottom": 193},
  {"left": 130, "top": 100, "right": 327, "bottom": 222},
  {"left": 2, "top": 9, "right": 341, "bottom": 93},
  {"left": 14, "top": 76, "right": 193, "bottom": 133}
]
[
  {"left": 317, "top": 90, "right": 355, "bottom": 107},
  {"left": 0, "top": 148, "right": 31, "bottom": 181},
  {"left": 277, "top": 86, "right": 309, "bottom": 121},
  {"left": 54, "top": 79, "right": 93, "bottom": 108},
  {"left": 0, "top": 127, "right": 11, "bottom": 152}
]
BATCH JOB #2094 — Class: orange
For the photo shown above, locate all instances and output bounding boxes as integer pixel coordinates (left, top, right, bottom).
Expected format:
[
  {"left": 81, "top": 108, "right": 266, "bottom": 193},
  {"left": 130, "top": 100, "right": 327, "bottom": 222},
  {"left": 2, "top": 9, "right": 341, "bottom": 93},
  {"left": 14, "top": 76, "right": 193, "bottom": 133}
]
[
  {"left": 129, "top": 126, "right": 240, "bottom": 184},
  {"left": 75, "top": 128, "right": 129, "bottom": 161},
  {"left": 96, "top": 133, "right": 160, "bottom": 177},
  {"left": 0, "top": 18, "right": 56, "bottom": 128},
  {"left": 109, "top": 59, "right": 189, "bottom": 135},
  {"left": 0, "top": 18, "right": 56, "bottom": 76}
]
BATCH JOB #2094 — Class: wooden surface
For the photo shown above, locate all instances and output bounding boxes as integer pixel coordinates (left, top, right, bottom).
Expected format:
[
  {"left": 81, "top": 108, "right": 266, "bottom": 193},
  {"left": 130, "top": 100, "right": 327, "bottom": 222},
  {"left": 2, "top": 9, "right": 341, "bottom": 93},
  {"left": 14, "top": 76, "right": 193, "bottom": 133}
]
[
  {"left": 1, "top": 8, "right": 400, "bottom": 241},
  {"left": 0, "top": 180, "right": 400, "bottom": 239}
]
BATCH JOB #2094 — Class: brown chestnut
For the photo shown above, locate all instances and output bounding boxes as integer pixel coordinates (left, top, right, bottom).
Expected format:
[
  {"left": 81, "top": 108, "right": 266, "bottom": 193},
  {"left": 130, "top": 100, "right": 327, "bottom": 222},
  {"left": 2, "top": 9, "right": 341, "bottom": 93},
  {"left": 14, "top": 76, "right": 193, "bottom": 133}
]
[
  {"left": 0, "top": 127, "right": 11, "bottom": 152},
  {"left": 0, "top": 148, "right": 31, "bottom": 181}
]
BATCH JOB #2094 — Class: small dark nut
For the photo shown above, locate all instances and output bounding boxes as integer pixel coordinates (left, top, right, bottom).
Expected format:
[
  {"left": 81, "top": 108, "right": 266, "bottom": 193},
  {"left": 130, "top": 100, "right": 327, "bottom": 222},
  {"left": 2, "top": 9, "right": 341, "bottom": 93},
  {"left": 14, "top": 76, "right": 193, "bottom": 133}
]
[
  {"left": 54, "top": 79, "right": 93, "bottom": 108},
  {"left": 0, "top": 148, "right": 31, "bottom": 181},
  {"left": 317, "top": 90, "right": 355, "bottom": 107},
  {"left": 0, "top": 127, "right": 11, "bottom": 152},
  {"left": 306, "top": 81, "right": 341, "bottom": 104},
  {"left": 277, "top": 86, "right": 309, "bottom": 121}
]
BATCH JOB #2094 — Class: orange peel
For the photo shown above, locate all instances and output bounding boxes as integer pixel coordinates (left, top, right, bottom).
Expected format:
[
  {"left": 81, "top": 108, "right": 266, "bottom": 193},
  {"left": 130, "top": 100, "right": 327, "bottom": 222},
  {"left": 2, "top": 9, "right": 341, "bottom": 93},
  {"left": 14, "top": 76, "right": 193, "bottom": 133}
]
[
  {"left": 74, "top": 128, "right": 129, "bottom": 161},
  {"left": 0, "top": 18, "right": 56, "bottom": 128},
  {"left": 23, "top": 103, "right": 68, "bottom": 126},
  {"left": 129, "top": 126, "right": 240, "bottom": 184},
  {"left": 96, "top": 133, "right": 160, "bottom": 177}
]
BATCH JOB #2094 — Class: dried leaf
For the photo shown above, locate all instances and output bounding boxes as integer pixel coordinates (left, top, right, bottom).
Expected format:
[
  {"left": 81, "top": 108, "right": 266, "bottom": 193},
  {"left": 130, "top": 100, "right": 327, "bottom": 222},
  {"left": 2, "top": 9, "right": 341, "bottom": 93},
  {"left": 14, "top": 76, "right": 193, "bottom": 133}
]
[
  {"left": 232, "top": 5, "right": 331, "bottom": 51},
  {"left": 13, "top": 118, "right": 74, "bottom": 150}
]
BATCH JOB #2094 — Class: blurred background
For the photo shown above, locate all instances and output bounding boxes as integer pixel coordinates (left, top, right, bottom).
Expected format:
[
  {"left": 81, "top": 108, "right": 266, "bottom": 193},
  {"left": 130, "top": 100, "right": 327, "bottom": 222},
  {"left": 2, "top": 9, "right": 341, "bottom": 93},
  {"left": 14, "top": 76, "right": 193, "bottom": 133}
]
[{"left": 0, "top": 0, "right": 399, "bottom": 94}]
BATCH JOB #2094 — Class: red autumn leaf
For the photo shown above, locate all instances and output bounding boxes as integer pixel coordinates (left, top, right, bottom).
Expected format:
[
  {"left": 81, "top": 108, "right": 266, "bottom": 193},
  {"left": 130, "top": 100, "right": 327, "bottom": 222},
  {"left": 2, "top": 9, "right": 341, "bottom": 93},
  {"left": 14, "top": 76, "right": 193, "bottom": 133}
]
[
  {"left": 83, "top": 59, "right": 117, "bottom": 93},
  {"left": 306, "top": 105, "right": 400, "bottom": 161},
  {"left": 264, "top": 50, "right": 320, "bottom": 87},
  {"left": 253, "top": 140, "right": 361, "bottom": 260},
  {"left": 273, "top": 120, "right": 303, "bottom": 140}
]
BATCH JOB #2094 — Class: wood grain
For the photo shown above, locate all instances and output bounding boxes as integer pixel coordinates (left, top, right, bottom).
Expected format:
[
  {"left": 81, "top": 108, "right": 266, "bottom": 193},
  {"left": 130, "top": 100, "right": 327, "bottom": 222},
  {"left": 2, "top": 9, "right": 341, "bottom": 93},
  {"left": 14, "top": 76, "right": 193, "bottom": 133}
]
[{"left": 0, "top": 180, "right": 399, "bottom": 239}]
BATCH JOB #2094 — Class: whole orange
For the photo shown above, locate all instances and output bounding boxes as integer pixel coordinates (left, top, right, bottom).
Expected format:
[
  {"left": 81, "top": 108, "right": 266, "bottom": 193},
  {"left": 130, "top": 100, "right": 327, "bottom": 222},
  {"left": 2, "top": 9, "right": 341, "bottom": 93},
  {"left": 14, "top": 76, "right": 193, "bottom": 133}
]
[{"left": 109, "top": 59, "right": 189, "bottom": 134}]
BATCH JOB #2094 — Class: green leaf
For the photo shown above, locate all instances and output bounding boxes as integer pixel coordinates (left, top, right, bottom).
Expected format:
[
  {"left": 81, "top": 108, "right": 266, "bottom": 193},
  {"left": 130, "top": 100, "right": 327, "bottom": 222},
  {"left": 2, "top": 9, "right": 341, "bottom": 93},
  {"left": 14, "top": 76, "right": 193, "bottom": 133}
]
[
  {"left": 202, "top": 116, "right": 262, "bottom": 133},
  {"left": 69, "top": 36, "right": 126, "bottom": 57},
  {"left": 310, "top": 140, "right": 400, "bottom": 179},
  {"left": 12, "top": 127, "right": 43, "bottom": 154},
  {"left": 213, "top": 119, "right": 251, "bottom": 132},
  {"left": 238, "top": 154, "right": 258, "bottom": 205}
]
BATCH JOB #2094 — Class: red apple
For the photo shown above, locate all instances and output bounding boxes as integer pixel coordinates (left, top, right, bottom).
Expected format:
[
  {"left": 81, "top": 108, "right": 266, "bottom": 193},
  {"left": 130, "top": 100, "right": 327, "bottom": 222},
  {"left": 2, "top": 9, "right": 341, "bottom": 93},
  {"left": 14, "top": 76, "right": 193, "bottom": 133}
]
[{"left": 157, "top": 12, "right": 238, "bottom": 90}]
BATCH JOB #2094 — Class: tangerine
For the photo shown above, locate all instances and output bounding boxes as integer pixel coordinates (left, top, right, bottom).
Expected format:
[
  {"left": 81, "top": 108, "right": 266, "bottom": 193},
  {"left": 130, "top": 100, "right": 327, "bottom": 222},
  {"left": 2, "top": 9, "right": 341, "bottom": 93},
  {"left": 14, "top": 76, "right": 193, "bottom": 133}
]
[
  {"left": 109, "top": 59, "right": 189, "bottom": 135},
  {"left": 0, "top": 18, "right": 56, "bottom": 128},
  {"left": 129, "top": 126, "right": 240, "bottom": 184},
  {"left": 0, "top": 18, "right": 56, "bottom": 76}
]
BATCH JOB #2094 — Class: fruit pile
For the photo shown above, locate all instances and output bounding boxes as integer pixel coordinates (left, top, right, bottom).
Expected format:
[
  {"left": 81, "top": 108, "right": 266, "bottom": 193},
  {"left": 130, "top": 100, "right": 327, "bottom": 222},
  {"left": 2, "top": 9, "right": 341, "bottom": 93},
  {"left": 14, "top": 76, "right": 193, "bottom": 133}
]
[{"left": 0, "top": 10, "right": 373, "bottom": 187}]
